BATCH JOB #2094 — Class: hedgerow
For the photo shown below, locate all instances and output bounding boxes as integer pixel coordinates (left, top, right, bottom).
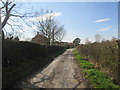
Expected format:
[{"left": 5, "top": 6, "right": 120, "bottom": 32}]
[
  {"left": 73, "top": 49, "right": 119, "bottom": 88},
  {"left": 2, "top": 40, "right": 65, "bottom": 88},
  {"left": 3, "top": 40, "right": 64, "bottom": 67},
  {"left": 76, "top": 40, "right": 120, "bottom": 84}
]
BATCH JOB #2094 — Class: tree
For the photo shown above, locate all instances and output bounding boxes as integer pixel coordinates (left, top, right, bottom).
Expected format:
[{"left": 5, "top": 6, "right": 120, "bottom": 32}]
[
  {"left": 85, "top": 38, "right": 91, "bottom": 44},
  {"left": 111, "top": 36, "right": 117, "bottom": 41},
  {"left": 1, "top": 0, "right": 16, "bottom": 29},
  {"left": 73, "top": 37, "right": 81, "bottom": 46},
  {"left": 95, "top": 34, "right": 102, "bottom": 42},
  {"left": 30, "top": 9, "right": 65, "bottom": 45},
  {"left": 1, "top": 1, "right": 65, "bottom": 43},
  {"left": 54, "top": 25, "right": 65, "bottom": 45},
  {"left": 14, "top": 36, "right": 19, "bottom": 41},
  {"left": 1, "top": 0, "right": 35, "bottom": 40},
  {"left": 0, "top": 6, "right": 2, "bottom": 41},
  {"left": 1, "top": 0, "right": 16, "bottom": 40},
  {"left": 102, "top": 38, "right": 106, "bottom": 42}
]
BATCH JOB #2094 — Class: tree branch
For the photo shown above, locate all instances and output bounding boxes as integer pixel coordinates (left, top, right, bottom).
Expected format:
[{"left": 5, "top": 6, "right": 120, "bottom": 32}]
[{"left": 2, "top": 3, "right": 16, "bottom": 29}]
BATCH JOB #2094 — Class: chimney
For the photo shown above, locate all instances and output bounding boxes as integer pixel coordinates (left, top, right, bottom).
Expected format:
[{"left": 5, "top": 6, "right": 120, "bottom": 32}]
[{"left": 37, "top": 32, "right": 39, "bottom": 35}]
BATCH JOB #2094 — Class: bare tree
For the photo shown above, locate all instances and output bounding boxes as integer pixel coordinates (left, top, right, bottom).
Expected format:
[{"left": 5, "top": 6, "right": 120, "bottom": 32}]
[
  {"left": 111, "top": 36, "right": 117, "bottom": 41},
  {"left": 30, "top": 9, "right": 65, "bottom": 45},
  {"left": 1, "top": 1, "right": 65, "bottom": 43},
  {"left": 102, "top": 38, "right": 106, "bottom": 42},
  {"left": 85, "top": 38, "right": 91, "bottom": 44},
  {"left": 0, "top": 8, "right": 1, "bottom": 27},
  {"left": 1, "top": 0, "right": 35, "bottom": 40},
  {"left": 95, "top": 34, "right": 102, "bottom": 42},
  {"left": 1, "top": 0, "right": 16, "bottom": 29},
  {"left": 1, "top": 0, "right": 16, "bottom": 40},
  {"left": 54, "top": 25, "right": 65, "bottom": 45}
]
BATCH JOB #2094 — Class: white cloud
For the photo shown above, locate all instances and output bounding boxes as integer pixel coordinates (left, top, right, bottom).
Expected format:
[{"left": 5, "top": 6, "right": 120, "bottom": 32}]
[
  {"left": 97, "top": 26, "right": 112, "bottom": 31},
  {"left": 95, "top": 18, "right": 112, "bottom": 23},
  {"left": 29, "top": 12, "right": 62, "bottom": 22}
]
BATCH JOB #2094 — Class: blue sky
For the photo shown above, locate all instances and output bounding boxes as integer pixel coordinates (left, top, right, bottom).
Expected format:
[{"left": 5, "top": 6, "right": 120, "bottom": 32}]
[{"left": 6, "top": 1, "right": 118, "bottom": 43}]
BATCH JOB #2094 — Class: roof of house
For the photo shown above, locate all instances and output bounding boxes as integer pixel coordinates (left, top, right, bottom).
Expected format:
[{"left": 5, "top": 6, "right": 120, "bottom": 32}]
[{"left": 32, "top": 32, "right": 47, "bottom": 40}]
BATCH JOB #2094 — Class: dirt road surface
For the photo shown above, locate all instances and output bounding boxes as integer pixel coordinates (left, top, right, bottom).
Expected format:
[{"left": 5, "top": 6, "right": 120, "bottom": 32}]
[{"left": 14, "top": 49, "right": 89, "bottom": 88}]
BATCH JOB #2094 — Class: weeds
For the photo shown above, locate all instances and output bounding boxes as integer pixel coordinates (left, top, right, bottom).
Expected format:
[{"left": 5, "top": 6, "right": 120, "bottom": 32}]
[
  {"left": 73, "top": 49, "right": 119, "bottom": 88},
  {"left": 76, "top": 40, "right": 119, "bottom": 84}
]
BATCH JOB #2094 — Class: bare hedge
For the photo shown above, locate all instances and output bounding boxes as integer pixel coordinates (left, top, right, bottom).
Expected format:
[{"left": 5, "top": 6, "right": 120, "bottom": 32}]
[{"left": 76, "top": 40, "right": 120, "bottom": 84}]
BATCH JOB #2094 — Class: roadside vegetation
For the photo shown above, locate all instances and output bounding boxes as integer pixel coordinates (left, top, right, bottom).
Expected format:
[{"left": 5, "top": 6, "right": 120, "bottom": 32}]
[
  {"left": 73, "top": 49, "right": 120, "bottom": 88},
  {"left": 3, "top": 40, "right": 65, "bottom": 88},
  {"left": 77, "top": 39, "right": 120, "bottom": 85}
]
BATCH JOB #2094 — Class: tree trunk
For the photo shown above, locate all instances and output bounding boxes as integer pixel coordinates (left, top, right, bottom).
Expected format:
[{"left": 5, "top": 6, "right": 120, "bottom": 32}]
[{"left": 2, "top": 30, "right": 4, "bottom": 41}]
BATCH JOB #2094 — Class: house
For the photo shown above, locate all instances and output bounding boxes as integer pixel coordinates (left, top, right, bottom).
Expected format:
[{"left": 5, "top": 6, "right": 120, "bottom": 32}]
[
  {"left": 31, "top": 32, "right": 47, "bottom": 45},
  {"left": 59, "top": 42, "right": 74, "bottom": 48},
  {"left": 59, "top": 42, "right": 68, "bottom": 47},
  {"left": 68, "top": 42, "right": 74, "bottom": 48},
  {"left": 53, "top": 41, "right": 59, "bottom": 46}
]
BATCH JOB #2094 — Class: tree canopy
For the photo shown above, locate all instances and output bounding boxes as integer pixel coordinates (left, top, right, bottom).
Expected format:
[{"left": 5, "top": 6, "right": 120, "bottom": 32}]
[{"left": 73, "top": 37, "right": 81, "bottom": 46}]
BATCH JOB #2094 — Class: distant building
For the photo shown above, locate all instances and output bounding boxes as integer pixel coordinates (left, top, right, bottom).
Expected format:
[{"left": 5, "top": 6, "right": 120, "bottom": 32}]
[
  {"left": 53, "top": 41, "right": 59, "bottom": 46},
  {"left": 31, "top": 32, "right": 47, "bottom": 45},
  {"left": 59, "top": 42, "right": 68, "bottom": 46},
  {"left": 68, "top": 42, "right": 74, "bottom": 48},
  {"left": 59, "top": 42, "right": 74, "bottom": 48}
]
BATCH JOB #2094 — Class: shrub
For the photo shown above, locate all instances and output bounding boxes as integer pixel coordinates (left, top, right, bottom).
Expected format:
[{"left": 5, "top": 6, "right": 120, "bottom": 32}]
[
  {"left": 76, "top": 40, "right": 119, "bottom": 84},
  {"left": 3, "top": 40, "right": 64, "bottom": 67},
  {"left": 73, "top": 49, "right": 119, "bottom": 88}
]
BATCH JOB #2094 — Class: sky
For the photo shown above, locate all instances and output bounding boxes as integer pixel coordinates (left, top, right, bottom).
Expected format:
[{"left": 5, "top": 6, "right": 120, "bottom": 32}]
[{"left": 3, "top": 1, "right": 119, "bottom": 44}]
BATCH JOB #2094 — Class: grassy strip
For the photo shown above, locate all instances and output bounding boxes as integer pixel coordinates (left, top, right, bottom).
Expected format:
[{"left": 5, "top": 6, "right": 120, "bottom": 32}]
[
  {"left": 3, "top": 49, "right": 65, "bottom": 88},
  {"left": 73, "top": 49, "right": 119, "bottom": 88}
]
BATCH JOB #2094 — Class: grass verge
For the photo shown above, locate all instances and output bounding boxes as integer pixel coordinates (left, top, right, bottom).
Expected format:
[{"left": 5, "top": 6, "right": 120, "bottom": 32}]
[{"left": 73, "top": 49, "right": 119, "bottom": 88}]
